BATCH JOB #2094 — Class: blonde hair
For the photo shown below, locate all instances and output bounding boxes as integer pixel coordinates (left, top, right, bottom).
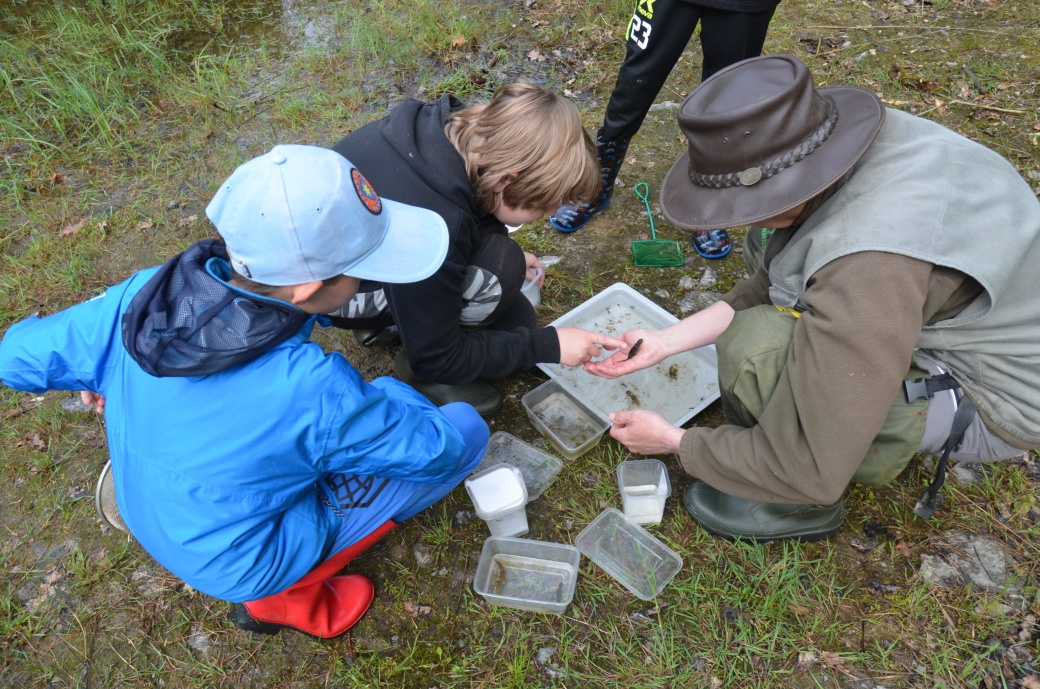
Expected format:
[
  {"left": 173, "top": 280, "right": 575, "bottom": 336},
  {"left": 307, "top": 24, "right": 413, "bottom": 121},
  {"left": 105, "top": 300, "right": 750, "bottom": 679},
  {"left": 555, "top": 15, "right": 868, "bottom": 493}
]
[{"left": 444, "top": 82, "right": 599, "bottom": 214}]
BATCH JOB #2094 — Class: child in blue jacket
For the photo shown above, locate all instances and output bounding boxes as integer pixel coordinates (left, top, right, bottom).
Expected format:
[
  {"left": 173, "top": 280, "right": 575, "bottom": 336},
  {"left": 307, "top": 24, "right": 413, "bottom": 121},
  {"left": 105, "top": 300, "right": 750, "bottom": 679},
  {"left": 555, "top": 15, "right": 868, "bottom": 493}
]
[{"left": 0, "top": 145, "right": 490, "bottom": 638}]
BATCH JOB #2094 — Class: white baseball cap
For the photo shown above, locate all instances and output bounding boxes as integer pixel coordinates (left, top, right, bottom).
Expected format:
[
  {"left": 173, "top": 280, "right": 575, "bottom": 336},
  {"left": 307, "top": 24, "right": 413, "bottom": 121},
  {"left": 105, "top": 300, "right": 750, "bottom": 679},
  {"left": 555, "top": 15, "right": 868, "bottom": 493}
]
[{"left": 206, "top": 144, "right": 449, "bottom": 286}]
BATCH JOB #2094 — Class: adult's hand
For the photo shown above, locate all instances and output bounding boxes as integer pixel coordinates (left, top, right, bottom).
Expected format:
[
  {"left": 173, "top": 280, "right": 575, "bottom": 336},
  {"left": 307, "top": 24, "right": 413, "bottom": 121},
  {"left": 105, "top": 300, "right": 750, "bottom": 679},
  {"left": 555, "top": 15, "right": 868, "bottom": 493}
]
[
  {"left": 80, "top": 391, "right": 106, "bottom": 415},
  {"left": 609, "top": 409, "right": 685, "bottom": 455},
  {"left": 556, "top": 327, "right": 628, "bottom": 367},
  {"left": 583, "top": 328, "right": 663, "bottom": 379}
]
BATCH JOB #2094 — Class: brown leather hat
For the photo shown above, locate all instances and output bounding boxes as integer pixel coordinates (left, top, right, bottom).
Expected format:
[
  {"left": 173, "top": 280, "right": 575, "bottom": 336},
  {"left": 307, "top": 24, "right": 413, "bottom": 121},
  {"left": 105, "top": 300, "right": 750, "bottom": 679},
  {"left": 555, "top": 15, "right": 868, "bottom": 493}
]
[{"left": 660, "top": 55, "right": 885, "bottom": 230}]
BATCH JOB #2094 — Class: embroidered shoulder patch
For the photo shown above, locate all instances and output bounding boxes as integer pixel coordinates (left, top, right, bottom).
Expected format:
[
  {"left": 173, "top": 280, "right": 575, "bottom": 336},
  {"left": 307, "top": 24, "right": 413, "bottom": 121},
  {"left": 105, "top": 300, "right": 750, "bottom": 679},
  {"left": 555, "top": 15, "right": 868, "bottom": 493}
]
[{"left": 351, "top": 168, "right": 382, "bottom": 215}]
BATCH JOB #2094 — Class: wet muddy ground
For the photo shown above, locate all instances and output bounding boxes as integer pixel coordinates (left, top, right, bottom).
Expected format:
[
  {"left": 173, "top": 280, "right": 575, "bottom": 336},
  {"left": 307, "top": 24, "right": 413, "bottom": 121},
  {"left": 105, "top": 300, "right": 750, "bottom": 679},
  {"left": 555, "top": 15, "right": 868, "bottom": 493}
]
[{"left": 2, "top": 0, "right": 1039, "bottom": 686}]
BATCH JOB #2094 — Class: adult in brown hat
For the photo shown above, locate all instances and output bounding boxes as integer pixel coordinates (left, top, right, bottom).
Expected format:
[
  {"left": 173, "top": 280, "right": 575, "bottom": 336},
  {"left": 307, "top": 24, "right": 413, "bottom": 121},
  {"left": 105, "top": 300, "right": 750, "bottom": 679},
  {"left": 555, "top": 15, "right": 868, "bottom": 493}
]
[{"left": 587, "top": 55, "right": 1040, "bottom": 541}]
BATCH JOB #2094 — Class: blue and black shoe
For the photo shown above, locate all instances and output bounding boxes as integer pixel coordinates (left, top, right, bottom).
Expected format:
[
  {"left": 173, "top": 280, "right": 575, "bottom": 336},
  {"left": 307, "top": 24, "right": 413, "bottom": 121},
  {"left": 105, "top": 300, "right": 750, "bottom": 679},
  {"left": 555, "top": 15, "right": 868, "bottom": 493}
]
[
  {"left": 550, "top": 127, "right": 629, "bottom": 233},
  {"left": 692, "top": 229, "right": 732, "bottom": 259}
]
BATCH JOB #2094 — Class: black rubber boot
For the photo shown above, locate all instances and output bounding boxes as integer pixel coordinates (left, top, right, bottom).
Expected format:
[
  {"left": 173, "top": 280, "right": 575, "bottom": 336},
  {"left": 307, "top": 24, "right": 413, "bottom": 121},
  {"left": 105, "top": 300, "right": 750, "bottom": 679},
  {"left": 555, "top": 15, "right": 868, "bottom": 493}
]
[
  {"left": 229, "top": 603, "right": 282, "bottom": 635},
  {"left": 682, "top": 481, "right": 846, "bottom": 543},
  {"left": 351, "top": 325, "right": 401, "bottom": 348},
  {"left": 393, "top": 351, "right": 502, "bottom": 417},
  {"left": 550, "top": 127, "right": 630, "bottom": 233}
]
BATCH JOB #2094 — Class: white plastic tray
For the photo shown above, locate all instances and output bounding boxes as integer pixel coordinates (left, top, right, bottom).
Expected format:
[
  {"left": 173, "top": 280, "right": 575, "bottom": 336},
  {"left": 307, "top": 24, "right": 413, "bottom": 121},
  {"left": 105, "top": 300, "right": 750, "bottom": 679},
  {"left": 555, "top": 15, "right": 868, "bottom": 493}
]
[{"left": 538, "top": 283, "right": 720, "bottom": 426}]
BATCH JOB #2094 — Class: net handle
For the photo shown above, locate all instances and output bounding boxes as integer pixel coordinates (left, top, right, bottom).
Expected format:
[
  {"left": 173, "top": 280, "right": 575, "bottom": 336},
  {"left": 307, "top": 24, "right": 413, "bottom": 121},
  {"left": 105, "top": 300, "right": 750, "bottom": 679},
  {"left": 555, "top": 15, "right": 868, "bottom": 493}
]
[{"left": 634, "top": 183, "right": 657, "bottom": 239}]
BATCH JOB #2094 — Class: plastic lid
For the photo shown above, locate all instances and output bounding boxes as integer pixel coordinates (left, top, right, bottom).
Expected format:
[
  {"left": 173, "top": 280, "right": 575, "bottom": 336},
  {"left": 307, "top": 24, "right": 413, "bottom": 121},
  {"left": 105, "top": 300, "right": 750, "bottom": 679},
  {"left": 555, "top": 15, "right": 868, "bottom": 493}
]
[{"left": 464, "top": 464, "right": 527, "bottom": 519}]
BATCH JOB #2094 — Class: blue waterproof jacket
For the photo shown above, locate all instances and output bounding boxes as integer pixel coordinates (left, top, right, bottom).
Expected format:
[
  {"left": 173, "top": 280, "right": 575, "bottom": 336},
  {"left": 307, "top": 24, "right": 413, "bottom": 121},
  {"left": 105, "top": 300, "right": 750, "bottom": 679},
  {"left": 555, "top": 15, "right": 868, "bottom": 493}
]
[{"left": 0, "top": 240, "right": 468, "bottom": 602}]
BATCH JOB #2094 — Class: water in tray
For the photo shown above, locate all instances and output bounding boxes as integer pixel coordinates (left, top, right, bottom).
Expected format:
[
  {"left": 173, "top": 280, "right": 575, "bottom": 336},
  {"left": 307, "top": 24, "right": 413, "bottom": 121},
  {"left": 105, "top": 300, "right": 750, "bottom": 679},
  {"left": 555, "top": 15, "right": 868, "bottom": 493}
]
[
  {"left": 533, "top": 393, "right": 600, "bottom": 447},
  {"left": 487, "top": 554, "right": 575, "bottom": 602}
]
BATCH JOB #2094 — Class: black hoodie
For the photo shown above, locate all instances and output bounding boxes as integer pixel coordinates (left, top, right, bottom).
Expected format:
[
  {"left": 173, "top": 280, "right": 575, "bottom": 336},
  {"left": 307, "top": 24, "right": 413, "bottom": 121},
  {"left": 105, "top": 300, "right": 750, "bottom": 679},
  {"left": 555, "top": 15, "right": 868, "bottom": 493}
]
[{"left": 332, "top": 96, "right": 560, "bottom": 384}]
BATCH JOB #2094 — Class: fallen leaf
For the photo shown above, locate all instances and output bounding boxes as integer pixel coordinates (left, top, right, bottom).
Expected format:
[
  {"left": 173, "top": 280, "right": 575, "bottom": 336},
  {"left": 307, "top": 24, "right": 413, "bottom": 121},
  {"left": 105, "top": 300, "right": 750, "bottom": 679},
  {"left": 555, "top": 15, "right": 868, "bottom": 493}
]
[
  {"left": 820, "top": 651, "right": 847, "bottom": 669},
  {"left": 50, "top": 172, "right": 67, "bottom": 186},
  {"left": 403, "top": 601, "right": 433, "bottom": 617},
  {"left": 1021, "top": 674, "right": 1040, "bottom": 688},
  {"left": 450, "top": 35, "right": 468, "bottom": 48},
  {"left": 788, "top": 603, "right": 811, "bottom": 616},
  {"left": 3, "top": 408, "right": 24, "bottom": 420},
  {"left": 60, "top": 218, "right": 88, "bottom": 236},
  {"left": 895, "top": 540, "right": 912, "bottom": 557},
  {"left": 797, "top": 651, "right": 818, "bottom": 668},
  {"left": 176, "top": 214, "right": 198, "bottom": 228},
  {"left": 15, "top": 433, "right": 47, "bottom": 451},
  {"left": 527, "top": 49, "right": 546, "bottom": 62},
  {"left": 137, "top": 220, "right": 154, "bottom": 230}
]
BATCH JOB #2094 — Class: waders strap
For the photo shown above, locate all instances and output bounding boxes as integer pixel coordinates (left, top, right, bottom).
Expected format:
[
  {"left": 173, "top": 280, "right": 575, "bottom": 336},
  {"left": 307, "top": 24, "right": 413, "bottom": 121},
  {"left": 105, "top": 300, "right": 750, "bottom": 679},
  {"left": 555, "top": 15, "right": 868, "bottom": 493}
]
[
  {"left": 904, "top": 372, "right": 960, "bottom": 404},
  {"left": 913, "top": 397, "right": 977, "bottom": 520}
]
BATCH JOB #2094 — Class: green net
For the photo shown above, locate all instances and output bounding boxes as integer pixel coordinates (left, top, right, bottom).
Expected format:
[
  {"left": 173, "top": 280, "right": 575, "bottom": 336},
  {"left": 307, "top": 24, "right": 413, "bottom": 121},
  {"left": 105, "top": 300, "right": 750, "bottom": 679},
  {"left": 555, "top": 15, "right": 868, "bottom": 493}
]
[{"left": 632, "top": 182, "right": 684, "bottom": 267}]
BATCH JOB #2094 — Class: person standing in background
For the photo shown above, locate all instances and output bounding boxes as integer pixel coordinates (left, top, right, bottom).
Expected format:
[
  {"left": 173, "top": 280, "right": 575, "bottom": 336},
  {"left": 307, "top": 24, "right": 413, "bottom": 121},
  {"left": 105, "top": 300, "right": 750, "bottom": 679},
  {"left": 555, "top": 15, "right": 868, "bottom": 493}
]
[{"left": 551, "top": 0, "right": 781, "bottom": 235}]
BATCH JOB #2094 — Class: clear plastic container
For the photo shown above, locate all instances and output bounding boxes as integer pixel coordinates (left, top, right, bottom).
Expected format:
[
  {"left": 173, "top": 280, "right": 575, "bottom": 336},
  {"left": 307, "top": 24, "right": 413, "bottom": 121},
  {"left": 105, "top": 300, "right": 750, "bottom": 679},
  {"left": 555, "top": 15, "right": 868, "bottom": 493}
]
[
  {"left": 617, "top": 459, "right": 672, "bottom": 525},
  {"left": 472, "top": 431, "right": 563, "bottom": 501},
  {"left": 575, "top": 508, "right": 682, "bottom": 600},
  {"left": 473, "top": 537, "right": 581, "bottom": 614},
  {"left": 464, "top": 464, "right": 529, "bottom": 537},
  {"left": 521, "top": 379, "right": 610, "bottom": 460},
  {"left": 520, "top": 266, "right": 542, "bottom": 308}
]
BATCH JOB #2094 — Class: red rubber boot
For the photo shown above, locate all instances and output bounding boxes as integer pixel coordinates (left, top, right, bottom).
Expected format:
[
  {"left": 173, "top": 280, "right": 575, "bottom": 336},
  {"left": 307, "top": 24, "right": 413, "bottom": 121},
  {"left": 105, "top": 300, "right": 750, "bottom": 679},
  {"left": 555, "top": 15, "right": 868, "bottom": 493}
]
[{"left": 231, "top": 520, "right": 396, "bottom": 638}]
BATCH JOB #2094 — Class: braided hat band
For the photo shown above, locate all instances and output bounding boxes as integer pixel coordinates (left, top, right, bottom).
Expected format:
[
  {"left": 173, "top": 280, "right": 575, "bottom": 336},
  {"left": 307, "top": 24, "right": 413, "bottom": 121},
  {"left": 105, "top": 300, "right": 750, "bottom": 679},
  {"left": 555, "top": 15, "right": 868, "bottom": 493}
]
[{"left": 687, "top": 99, "right": 839, "bottom": 190}]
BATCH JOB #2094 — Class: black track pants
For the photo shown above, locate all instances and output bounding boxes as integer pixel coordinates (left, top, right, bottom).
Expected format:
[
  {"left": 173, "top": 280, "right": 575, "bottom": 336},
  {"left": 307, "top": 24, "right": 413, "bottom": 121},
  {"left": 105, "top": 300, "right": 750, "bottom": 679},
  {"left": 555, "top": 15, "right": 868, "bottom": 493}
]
[{"left": 601, "top": 0, "right": 779, "bottom": 143}]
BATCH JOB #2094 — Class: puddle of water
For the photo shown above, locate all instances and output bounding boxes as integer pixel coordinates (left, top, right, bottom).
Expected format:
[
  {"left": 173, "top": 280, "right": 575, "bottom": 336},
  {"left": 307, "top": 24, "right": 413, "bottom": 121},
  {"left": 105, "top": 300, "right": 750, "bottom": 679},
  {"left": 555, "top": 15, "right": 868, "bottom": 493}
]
[{"left": 0, "top": 0, "right": 339, "bottom": 53}]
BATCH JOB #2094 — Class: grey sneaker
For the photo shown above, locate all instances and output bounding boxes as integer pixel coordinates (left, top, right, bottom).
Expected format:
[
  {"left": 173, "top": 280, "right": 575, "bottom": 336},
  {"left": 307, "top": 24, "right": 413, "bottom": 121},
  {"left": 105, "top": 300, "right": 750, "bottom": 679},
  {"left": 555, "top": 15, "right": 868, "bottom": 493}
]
[{"left": 682, "top": 481, "right": 846, "bottom": 543}]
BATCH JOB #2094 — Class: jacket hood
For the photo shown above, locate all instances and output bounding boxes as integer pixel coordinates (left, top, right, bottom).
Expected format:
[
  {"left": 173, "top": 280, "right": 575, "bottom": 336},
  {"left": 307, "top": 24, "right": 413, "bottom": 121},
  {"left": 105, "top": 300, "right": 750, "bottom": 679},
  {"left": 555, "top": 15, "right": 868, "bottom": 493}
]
[
  {"left": 381, "top": 95, "right": 479, "bottom": 217},
  {"left": 122, "top": 238, "right": 309, "bottom": 377}
]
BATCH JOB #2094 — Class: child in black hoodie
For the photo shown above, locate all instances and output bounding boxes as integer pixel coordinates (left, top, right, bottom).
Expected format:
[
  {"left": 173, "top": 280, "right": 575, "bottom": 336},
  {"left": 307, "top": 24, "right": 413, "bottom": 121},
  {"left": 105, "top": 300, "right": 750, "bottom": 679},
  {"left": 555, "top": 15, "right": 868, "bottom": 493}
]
[{"left": 330, "top": 82, "right": 626, "bottom": 414}]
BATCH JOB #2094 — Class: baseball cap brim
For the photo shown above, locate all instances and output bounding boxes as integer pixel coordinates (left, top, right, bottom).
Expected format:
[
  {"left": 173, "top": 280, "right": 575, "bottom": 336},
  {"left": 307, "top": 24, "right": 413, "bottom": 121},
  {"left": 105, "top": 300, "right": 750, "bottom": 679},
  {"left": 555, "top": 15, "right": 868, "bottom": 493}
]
[
  {"left": 342, "top": 197, "right": 449, "bottom": 284},
  {"left": 660, "top": 86, "right": 884, "bottom": 230}
]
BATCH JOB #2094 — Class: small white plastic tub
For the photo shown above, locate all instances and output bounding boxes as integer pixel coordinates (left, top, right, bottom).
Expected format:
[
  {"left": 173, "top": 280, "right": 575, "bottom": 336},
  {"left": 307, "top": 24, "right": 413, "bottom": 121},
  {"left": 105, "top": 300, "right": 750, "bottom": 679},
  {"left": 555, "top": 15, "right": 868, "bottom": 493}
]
[
  {"left": 464, "top": 463, "right": 529, "bottom": 537},
  {"left": 575, "top": 508, "right": 682, "bottom": 600},
  {"left": 473, "top": 537, "right": 581, "bottom": 614},
  {"left": 617, "top": 459, "right": 672, "bottom": 525},
  {"left": 521, "top": 379, "right": 610, "bottom": 460}
]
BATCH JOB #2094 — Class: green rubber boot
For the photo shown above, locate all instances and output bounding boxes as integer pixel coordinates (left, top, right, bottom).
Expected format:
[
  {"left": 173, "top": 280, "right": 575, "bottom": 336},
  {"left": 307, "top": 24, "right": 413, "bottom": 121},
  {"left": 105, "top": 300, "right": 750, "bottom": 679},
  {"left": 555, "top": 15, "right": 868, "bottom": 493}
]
[
  {"left": 393, "top": 351, "right": 502, "bottom": 417},
  {"left": 682, "top": 482, "right": 846, "bottom": 543}
]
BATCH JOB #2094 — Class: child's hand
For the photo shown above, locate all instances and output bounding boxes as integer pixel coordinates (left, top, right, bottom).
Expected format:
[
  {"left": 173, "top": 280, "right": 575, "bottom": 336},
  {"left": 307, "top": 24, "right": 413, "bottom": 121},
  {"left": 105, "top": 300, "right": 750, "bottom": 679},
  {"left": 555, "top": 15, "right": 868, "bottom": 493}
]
[
  {"left": 584, "top": 329, "right": 660, "bottom": 379},
  {"left": 523, "top": 253, "right": 545, "bottom": 287},
  {"left": 556, "top": 327, "right": 627, "bottom": 367},
  {"left": 80, "top": 391, "right": 106, "bottom": 415}
]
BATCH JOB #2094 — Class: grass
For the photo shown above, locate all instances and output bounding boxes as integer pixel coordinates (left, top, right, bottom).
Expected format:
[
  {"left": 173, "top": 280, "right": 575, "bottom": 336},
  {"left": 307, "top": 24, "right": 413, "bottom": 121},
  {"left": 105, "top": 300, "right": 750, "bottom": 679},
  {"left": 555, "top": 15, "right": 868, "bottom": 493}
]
[{"left": 1, "top": 0, "right": 1039, "bottom": 687}]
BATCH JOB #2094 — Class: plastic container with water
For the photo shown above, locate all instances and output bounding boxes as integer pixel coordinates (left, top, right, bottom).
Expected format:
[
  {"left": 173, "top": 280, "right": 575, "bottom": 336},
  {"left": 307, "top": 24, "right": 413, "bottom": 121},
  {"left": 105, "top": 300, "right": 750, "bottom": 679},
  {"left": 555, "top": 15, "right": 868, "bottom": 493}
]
[
  {"left": 521, "top": 379, "right": 610, "bottom": 460},
  {"left": 520, "top": 266, "right": 542, "bottom": 308},
  {"left": 472, "top": 537, "right": 581, "bottom": 614},
  {"left": 575, "top": 508, "right": 682, "bottom": 600},
  {"left": 617, "top": 459, "right": 671, "bottom": 525},
  {"left": 464, "top": 464, "right": 529, "bottom": 537}
]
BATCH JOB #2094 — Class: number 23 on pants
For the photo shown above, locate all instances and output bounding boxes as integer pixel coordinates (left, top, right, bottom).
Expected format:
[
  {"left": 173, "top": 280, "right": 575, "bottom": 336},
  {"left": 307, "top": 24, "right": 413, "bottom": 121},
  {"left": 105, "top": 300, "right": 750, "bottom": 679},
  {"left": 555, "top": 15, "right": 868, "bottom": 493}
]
[{"left": 628, "top": 14, "right": 652, "bottom": 50}]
